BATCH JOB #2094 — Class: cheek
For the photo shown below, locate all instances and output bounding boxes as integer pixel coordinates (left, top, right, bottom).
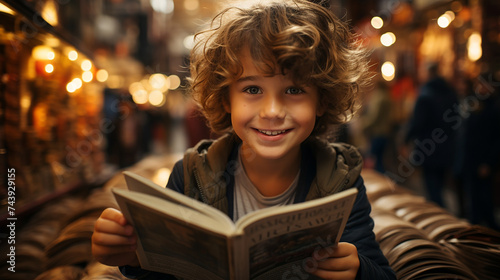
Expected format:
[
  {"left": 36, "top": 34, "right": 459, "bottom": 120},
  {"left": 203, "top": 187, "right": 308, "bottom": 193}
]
[
  {"left": 229, "top": 103, "right": 249, "bottom": 125},
  {"left": 293, "top": 111, "right": 317, "bottom": 132},
  {"left": 296, "top": 102, "right": 319, "bottom": 120},
  {"left": 230, "top": 97, "right": 253, "bottom": 116}
]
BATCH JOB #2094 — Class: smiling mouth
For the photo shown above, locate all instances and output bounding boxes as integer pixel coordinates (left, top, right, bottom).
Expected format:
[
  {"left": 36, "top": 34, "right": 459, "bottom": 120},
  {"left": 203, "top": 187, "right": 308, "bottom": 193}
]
[{"left": 257, "top": 129, "right": 288, "bottom": 136}]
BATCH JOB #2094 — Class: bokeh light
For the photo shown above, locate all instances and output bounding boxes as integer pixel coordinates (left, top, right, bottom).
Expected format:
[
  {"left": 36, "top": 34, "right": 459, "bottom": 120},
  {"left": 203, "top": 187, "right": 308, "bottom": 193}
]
[
  {"left": 81, "top": 59, "right": 92, "bottom": 71},
  {"left": 168, "top": 75, "right": 181, "bottom": 90},
  {"left": 45, "top": 64, "right": 54, "bottom": 74},
  {"left": 149, "top": 90, "right": 165, "bottom": 107},
  {"left": 381, "top": 62, "right": 395, "bottom": 81},
  {"left": 380, "top": 32, "right": 396, "bottom": 47},
  {"left": 371, "top": 16, "right": 384, "bottom": 29},
  {"left": 96, "top": 69, "right": 109, "bottom": 82}
]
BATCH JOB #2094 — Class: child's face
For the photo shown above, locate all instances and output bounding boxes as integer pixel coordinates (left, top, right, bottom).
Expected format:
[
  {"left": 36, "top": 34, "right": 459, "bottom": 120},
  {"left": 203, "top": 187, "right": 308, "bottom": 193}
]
[{"left": 226, "top": 49, "right": 324, "bottom": 162}]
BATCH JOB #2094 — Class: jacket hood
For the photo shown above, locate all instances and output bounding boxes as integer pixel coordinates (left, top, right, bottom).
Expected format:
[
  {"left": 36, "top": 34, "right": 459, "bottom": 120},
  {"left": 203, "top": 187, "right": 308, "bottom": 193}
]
[{"left": 304, "top": 137, "right": 363, "bottom": 200}]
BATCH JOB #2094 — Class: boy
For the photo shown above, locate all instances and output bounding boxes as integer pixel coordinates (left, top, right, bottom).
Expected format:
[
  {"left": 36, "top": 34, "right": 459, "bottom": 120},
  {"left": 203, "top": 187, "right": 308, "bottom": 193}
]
[{"left": 92, "top": 0, "right": 396, "bottom": 279}]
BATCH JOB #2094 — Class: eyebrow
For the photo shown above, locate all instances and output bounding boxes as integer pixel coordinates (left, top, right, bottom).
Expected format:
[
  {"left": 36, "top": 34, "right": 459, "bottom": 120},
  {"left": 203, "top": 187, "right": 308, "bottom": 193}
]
[{"left": 234, "top": 75, "right": 260, "bottom": 83}]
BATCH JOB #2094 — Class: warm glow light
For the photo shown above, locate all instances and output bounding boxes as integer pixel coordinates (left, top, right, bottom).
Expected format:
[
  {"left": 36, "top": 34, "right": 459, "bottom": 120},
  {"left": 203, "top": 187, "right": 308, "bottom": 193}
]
[
  {"left": 68, "top": 50, "right": 78, "bottom": 61},
  {"left": 141, "top": 78, "right": 152, "bottom": 91},
  {"left": 150, "top": 0, "right": 174, "bottom": 14},
  {"left": 82, "top": 71, "right": 93, "bottom": 82},
  {"left": 149, "top": 73, "right": 169, "bottom": 90},
  {"left": 67, "top": 82, "right": 77, "bottom": 93},
  {"left": 72, "top": 78, "right": 83, "bottom": 89},
  {"left": 152, "top": 167, "right": 172, "bottom": 186},
  {"left": 381, "top": 62, "right": 395, "bottom": 81},
  {"left": 45, "top": 37, "right": 60, "bottom": 48},
  {"left": 81, "top": 59, "right": 92, "bottom": 71},
  {"left": 445, "top": 11, "right": 455, "bottom": 21},
  {"left": 41, "top": 0, "right": 58, "bottom": 26},
  {"left": 168, "top": 75, "right": 181, "bottom": 90},
  {"left": 129, "top": 81, "right": 144, "bottom": 94},
  {"left": 380, "top": 32, "right": 396, "bottom": 47},
  {"left": 47, "top": 51, "right": 55, "bottom": 60},
  {"left": 371, "top": 16, "right": 384, "bottom": 29},
  {"left": 32, "top": 46, "right": 54, "bottom": 60},
  {"left": 183, "top": 35, "right": 195, "bottom": 50},
  {"left": 45, "top": 64, "right": 54, "bottom": 73},
  {"left": 132, "top": 89, "right": 149, "bottom": 104},
  {"left": 437, "top": 15, "right": 451, "bottom": 28},
  {"left": 467, "top": 32, "right": 482, "bottom": 61},
  {"left": 96, "top": 69, "right": 109, "bottom": 82},
  {"left": 438, "top": 11, "right": 455, "bottom": 28},
  {"left": 21, "top": 95, "right": 31, "bottom": 110},
  {"left": 184, "top": 0, "right": 199, "bottom": 11},
  {"left": 469, "top": 32, "right": 482, "bottom": 45},
  {"left": 0, "top": 3, "right": 15, "bottom": 15},
  {"left": 149, "top": 90, "right": 165, "bottom": 106},
  {"left": 468, "top": 46, "right": 482, "bottom": 61}
]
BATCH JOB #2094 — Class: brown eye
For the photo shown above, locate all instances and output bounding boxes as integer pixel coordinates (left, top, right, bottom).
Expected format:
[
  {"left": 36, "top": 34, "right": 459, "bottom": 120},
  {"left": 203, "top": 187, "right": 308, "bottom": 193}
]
[
  {"left": 244, "top": 86, "right": 262, "bottom": 94},
  {"left": 286, "top": 87, "right": 304, "bottom": 95}
]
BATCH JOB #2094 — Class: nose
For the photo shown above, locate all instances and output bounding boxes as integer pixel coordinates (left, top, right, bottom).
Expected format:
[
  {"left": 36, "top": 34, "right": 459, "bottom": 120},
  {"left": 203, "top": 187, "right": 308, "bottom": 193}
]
[{"left": 259, "top": 93, "right": 285, "bottom": 119}]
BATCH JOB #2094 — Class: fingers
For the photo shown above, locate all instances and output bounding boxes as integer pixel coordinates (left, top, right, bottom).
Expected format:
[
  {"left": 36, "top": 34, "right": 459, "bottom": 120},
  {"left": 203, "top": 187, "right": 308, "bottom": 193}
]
[
  {"left": 309, "top": 243, "right": 359, "bottom": 280},
  {"left": 92, "top": 208, "right": 140, "bottom": 267},
  {"left": 100, "top": 208, "right": 129, "bottom": 226},
  {"left": 313, "top": 242, "right": 357, "bottom": 259},
  {"left": 310, "top": 258, "right": 359, "bottom": 280},
  {"left": 94, "top": 216, "right": 134, "bottom": 237},
  {"left": 94, "top": 208, "right": 134, "bottom": 236},
  {"left": 315, "top": 253, "right": 358, "bottom": 271},
  {"left": 93, "top": 207, "right": 136, "bottom": 248},
  {"left": 92, "top": 240, "right": 136, "bottom": 255},
  {"left": 92, "top": 230, "right": 136, "bottom": 246}
]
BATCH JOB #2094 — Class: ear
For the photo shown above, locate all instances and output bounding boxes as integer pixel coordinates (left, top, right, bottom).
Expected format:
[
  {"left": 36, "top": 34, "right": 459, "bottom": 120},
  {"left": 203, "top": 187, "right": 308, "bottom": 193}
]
[{"left": 223, "top": 99, "right": 231, "bottom": 113}]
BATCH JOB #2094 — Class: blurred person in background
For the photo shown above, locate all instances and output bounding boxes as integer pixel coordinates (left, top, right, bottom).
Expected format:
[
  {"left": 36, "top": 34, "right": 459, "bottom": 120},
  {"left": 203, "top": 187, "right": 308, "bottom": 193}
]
[
  {"left": 116, "top": 99, "right": 141, "bottom": 168},
  {"left": 362, "top": 80, "right": 393, "bottom": 174},
  {"left": 454, "top": 74, "right": 500, "bottom": 230},
  {"left": 403, "top": 62, "right": 459, "bottom": 208}
]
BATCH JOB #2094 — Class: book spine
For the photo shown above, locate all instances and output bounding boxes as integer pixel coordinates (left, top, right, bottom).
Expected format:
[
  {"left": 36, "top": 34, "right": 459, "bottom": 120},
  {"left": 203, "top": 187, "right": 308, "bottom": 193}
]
[{"left": 229, "top": 234, "right": 248, "bottom": 280}]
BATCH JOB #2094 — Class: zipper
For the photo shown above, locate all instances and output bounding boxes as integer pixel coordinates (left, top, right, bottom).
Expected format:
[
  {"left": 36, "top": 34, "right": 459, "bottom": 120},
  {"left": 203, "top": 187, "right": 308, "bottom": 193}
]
[
  {"left": 342, "top": 177, "right": 350, "bottom": 190},
  {"left": 193, "top": 168, "right": 209, "bottom": 204}
]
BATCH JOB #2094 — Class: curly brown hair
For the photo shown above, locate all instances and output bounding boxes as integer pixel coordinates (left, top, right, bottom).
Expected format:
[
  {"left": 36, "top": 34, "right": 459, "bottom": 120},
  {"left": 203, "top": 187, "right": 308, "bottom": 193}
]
[{"left": 188, "top": 0, "right": 371, "bottom": 137}]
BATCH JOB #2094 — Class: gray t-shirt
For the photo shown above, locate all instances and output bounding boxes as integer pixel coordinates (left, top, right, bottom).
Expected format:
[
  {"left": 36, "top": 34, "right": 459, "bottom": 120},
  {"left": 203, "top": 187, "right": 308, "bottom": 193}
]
[{"left": 233, "top": 147, "right": 299, "bottom": 222}]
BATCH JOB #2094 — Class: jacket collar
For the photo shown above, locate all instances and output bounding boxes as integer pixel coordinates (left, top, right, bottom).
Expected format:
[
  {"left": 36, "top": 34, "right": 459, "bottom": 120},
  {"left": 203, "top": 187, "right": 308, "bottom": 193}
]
[{"left": 184, "top": 133, "right": 363, "bottom": 211}]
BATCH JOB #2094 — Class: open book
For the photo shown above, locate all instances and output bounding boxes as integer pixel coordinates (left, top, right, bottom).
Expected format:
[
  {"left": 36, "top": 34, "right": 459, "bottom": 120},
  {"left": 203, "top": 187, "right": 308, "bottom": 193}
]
[{"left": 113, "top": 171, "right": 358, "bottom": 280}]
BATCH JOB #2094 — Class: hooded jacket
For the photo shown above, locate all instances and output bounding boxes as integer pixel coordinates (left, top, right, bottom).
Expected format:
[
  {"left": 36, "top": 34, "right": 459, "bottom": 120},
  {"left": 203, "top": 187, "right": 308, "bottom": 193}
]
[
  {"left": 179, "top": 133, "right": 363, "bottom": 214},
  {"left": 121, "top": 134, "right": 396, "bottom": 279}
]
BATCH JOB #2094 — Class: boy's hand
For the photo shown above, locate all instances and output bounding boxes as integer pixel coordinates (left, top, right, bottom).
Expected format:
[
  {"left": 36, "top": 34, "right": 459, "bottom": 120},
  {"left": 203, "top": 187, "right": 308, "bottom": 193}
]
[
  {"left": 309, "top": 242, "right": 359, "bottom": 280},
  {"left": 92, "top": 208, "right": 140, "bottom": 267}
]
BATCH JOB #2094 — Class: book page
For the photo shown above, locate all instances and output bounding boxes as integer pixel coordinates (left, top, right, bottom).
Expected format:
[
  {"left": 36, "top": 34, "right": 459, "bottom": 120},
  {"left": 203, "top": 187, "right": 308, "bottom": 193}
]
[
  {"left": 234, "top": 188, "right": 357, "bottom": 279},
  {"left": 113, "top": 189, "right": 234, "bottom": 280},
  {"left": 122, "top": 171, "right": 234, "bottom": 227}
]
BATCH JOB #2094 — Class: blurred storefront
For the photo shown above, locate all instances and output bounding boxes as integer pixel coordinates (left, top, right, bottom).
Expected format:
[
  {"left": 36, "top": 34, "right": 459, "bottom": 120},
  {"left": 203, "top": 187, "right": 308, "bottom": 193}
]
[
  {"left": 359, "top": 0, "right": 498, "bottom": 118},
  {"left": 0, "top": 0, "right": 111, "bottom": 222},
  {"left": 0, "top": 0, "right": 221, "bottom": 221}
]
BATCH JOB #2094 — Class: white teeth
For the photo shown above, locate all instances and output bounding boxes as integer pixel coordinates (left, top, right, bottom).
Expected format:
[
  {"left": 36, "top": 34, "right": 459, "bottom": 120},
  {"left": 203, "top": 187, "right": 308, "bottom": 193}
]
[{"left": 259, "top": 129, "right": 286, "bottom": 136}]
